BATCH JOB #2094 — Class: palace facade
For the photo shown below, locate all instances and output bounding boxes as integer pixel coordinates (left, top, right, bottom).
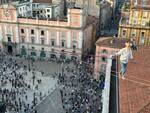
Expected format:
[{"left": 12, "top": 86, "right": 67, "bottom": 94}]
[
  {"left": 0, "top": 4, "right": 96, "bottom": 60},
  {"left": 118, "top": 0, "right": 150, "bottom": 46}
]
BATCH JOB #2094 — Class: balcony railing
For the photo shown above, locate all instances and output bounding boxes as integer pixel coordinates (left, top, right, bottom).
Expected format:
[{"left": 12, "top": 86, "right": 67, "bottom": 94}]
[{"left": 119, "top": 18, "right": 150, "bottom": 28}]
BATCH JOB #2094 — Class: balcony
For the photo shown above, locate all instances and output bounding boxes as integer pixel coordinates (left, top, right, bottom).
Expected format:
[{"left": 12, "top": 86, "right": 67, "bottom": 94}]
[
  {"left": 119, "top": 18, "right": 150, "bottom": 29},
  {"left": 121, "top": 2, "right": 130, "bottom": 12}
]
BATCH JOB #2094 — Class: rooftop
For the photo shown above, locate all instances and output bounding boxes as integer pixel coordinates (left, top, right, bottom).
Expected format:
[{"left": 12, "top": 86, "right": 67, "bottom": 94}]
[
  {"left": 95, "top": 37, "right": 129, "bottom": 49},
  {"left": 86, "top": 16, "right": 99, "bottom": 26},
  {"left": 119, "top": 46, "right": 150, "bottom": 113}
]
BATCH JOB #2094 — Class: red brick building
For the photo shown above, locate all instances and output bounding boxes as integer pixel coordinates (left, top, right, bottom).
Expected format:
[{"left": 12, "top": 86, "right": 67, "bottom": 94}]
[{"left": 94, "top": 37, "right": 128, "bottom": 79}]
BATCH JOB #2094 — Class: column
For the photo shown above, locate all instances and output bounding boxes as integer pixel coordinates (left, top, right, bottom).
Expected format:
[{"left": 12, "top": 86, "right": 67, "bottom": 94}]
[
  {"left": 46, "top": 30, "right": 49, "bottom": 45},
  {"left": 15, "top": 25, "right": 19, "bottom": 43},
  {"left": 26, "top": 28, "right": 29, "bottom": 43},
  {"left": 36, "top": 29, "right": 39, "bottom": 44},
  {"left": 78, "top": 31, "right": 83, "bottom": 49},
  {"left": 67, "top": 31, "right": 71, "bottom": 48},
  {"left": 56, "top": 30, "right": 59, "bottom": 46},
  {"left": 0, "top": 25, "right": 3, "bottom": 43}
]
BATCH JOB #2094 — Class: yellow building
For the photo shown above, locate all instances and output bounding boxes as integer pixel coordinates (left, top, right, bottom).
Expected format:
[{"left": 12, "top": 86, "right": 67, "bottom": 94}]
[{"left": 118, "top": 0, "right": 150, "bottom": 46}]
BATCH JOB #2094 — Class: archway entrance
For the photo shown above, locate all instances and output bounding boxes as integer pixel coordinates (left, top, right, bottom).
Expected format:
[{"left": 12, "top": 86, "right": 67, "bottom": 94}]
[{"left": 7, "top": 45, "right": 13, "bottom": 54}]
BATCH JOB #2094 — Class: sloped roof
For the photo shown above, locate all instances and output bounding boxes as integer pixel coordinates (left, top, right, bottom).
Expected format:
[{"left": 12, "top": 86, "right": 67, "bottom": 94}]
[
  {"left": 119, "top": 46, "right": 150, "bottom": 113},
  {"left": 96, "top": 37, "right": 130, "bottom": 49}
]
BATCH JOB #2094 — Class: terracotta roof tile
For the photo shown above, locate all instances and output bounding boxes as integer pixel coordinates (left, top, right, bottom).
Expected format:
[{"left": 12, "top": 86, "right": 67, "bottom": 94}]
[
  {"left": 96, "top": 37, "right": 130, "bottom": 49},
  {"left": 119, "top": 46, "right": 150, "bottom": 113}
]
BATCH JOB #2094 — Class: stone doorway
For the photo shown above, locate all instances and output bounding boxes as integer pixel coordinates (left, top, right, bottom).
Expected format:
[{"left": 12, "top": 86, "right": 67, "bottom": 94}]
[{"left": 7, "top": 45, "right": 13, "bottom": 54}]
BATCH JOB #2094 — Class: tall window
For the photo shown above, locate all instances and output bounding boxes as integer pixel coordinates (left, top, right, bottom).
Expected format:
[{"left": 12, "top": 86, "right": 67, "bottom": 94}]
[
  {"left": 122, "top": 30, "right": 126, "bottom": 36},
  {"left": 21, "top": 29, "right": 24, "bottom": 34},
  {"left": 41, "top": 47, "right": 44, "bottom": 51},
  {"left": 47, "top": 15, "right": 50, "bottom": 18},
  {"left": 101, "top": 56, "right": 107, "bottom": 62},
  {"left": 8, "top": 37, "right": 11, "bottom": 42},
  {"left": 133, "top": 19, "right": 137, "bottom": 25},
  {"left": 47, "top": 9, "right": 50, "bottom": 12},
  {"left": 61, "top": 40, "right": 65, "bottom": 47},
  {"left": 31, "top": 29, "right": 34, "bottom": 34},
  {"left": 131, "top": 30, "right": 136, "bottom": 38},
  {"left": 101, "top": 49, "right": 108, "bottom": 54},
  {"left": 72, "top": 41, "right": 77, "bottom": 49},
  {"left": 31, "top": 37, "right": 35, "bottom": 44},
  {"left": 142, "top": 11, "right": 147, "bottom": 18},
  {"left": 51, "top": 39, "right": 55, "bottom": 46},
  {"left": 32, "top": 46, "right": 35, "bottom": 50},
  {"left": 134, "top": 11, "right": 138, "bottom": 17},
  {"left": 41, "top": 38, "right": 45, "bottom": 45},
  {"left": 140, "top": 32, "right": 145, "bottom": 44},
  {"left": 41, "top": 30, "right": 44, "bottom": 35}
]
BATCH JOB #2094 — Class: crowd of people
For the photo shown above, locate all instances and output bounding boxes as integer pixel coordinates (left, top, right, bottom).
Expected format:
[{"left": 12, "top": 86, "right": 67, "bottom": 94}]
[
  {"left": 0, "top": 51, "right": 106, "bottom": 113},
  {"left": 58, "top": 60, "right": 106, "bottom": 113},
  {"left": 0, "top": 53, "right": 56, "bottom": 113}
]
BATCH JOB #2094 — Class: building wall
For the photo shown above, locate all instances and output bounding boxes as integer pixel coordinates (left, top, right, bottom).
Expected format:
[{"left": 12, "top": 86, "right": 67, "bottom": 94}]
[
  {"left": 18, "top": 2, "right": 32, "bottom": 17},
  {"left": 94, "top": 45, "right": 119, "bottom": 79},
  {"left": 118, "top": 8, "right": 150, "bottom": 46},
  {"left": 83, "top": 25, "right": 93, "bottom": 54},
  {"left": 0, "top": 4, "right": 94, "bottom": 59},
  {"left": 75, "top": 0, "right": 100, "bottom": 17},
  {"left": 17, "top": 2, "right": 55, "bottom": 18},
  {"left": 71, "top": 0, "right": 113, "bottom": 29}
]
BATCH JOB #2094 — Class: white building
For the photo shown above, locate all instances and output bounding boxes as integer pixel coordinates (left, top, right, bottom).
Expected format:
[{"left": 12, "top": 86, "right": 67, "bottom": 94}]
[
  {"left": 17, "top": 0, "right": 52, "bottom": 18},
  {"left": 0, "top": 4, "right": 96, "bottom": 60},
  {"left": 67, "top": 0, "right": 113, "bottom": 29},
  {"left": 17, "top": 0, "right": 64, "bottom": 19},
  {"left": 45, "top": 0, "right": 65, "bottom": 19}
]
